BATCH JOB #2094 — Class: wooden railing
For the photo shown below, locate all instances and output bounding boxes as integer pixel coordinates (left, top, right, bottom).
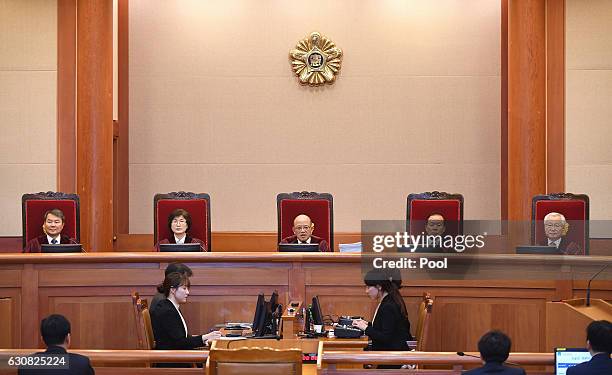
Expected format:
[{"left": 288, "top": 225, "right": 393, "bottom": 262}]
[
  {"left": 0, "top": 349, "right": 208, "bottom": 364},
  {"left": 316, "top": 347, "right": 555, "bottom": 375}
]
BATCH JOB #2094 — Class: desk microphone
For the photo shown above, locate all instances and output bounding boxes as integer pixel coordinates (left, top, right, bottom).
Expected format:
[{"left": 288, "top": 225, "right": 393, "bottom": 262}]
[
  {"left": 456, "top": 352, "right": 521, "bottom": 367},
  {"left": 586, "top": 264, "right": 609, "bottom": 307}
]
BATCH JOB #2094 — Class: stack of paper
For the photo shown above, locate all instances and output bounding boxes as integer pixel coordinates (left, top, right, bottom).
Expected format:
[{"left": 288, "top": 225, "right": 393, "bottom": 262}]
[{"left": 338, "top": 242, "right": 362, "bottom": 253}]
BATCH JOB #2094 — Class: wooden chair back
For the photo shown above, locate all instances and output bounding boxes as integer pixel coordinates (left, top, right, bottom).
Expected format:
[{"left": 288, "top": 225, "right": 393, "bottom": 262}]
[
  {"left": 207, "top": 347, "right": 302, "bottom": 375},
  {"left": 415, "top": 292, "right": 434, "bottom": 351},
  {"left": 131, "top": 292, "right": 155, "bottom": 350}
]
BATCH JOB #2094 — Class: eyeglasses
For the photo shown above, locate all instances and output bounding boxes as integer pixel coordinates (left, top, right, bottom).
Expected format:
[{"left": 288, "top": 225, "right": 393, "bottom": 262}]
[
  {"left": 544, "top": 222, "right": 564, "bottom": 229},
  {"left": 294, "top": 225, "right": 312, "bottom": 231},
  {"left": 172, "top": 219, "right": 187, "bottom": 224}
]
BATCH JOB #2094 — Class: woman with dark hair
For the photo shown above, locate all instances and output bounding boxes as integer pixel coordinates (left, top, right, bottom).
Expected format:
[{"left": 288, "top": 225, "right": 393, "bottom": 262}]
[
  {"left": 352, "top": 269, "right": 413, "bottom": 368},
  {"left": 156, "top": 208, "right": 207, "bottom": 251},
  {"left": 150, "top": 272, "right": 221, "bottom": 367}
]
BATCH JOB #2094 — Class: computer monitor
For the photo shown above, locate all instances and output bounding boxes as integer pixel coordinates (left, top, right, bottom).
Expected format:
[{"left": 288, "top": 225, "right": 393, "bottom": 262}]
[
  {"left": 311, "top": 295, "right": 324, "bottom": 326},
  {"left": 554, "top": 348, "right": 591, "bottom": 375},
  {"left": 252, "top": 294, "right": 264, "bottom": 328},
  {"left": 516, "top": 245, "right": 560, "bottom": 255},
  {"left": 270, "top": 291, "right": 280, "bottom": 315},
  {"left": 158, "top": 243, "right": 201, "bottom": 252},
  {"left": 40, "top": 244, "right": 83, "bottom": 253},
  {"left": 278, "top": 243, "right": 320, "bottom": 252}
]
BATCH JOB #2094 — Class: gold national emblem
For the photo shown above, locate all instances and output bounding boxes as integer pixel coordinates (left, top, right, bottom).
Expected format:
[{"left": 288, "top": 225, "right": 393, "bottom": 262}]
[{"left": 289, "top": 32, "right": 343, "bottom": 86}]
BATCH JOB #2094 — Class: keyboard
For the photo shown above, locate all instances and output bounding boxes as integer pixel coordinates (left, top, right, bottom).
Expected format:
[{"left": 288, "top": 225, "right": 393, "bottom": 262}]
[{"left": 334, "top": 325, "right": 363, "bottom": 338}]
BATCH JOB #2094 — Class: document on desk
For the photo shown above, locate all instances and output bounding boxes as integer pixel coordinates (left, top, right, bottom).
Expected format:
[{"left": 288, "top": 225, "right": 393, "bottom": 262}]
[
  {"left": 339, "top": 242, "right": 362, "bottom": 252},
  {"left": 216, "top": 336, "right": 247, "bottom": 341}
]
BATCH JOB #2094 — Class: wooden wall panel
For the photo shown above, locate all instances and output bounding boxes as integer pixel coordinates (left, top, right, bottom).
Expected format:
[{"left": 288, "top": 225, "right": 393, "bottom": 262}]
[
  {"left": 0, "top": 298, "right": 13, "bottom": 348},
  {"left": 1, "top": 254, "right": 610, "bottom": 351},
  {"left": 57, "top": 0, "right": 77, "bottom": 193},
  {"left": 47, "top": 296, "right": 138, "bottom": 349},
  {"left": 431, "top": 297, "right": 544, "bottom": 352}
]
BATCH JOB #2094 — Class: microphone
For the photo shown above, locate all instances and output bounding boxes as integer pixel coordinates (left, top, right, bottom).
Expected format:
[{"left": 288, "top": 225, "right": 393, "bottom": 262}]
[
  {"left": 456, "top": 351, "right": 480, "bottom": 360},
  {"left": 456, "top": 352, "right": 521, "bottom": 367},
  {"left": 586, "top": 264, "right": 609, "bottom": 307}
]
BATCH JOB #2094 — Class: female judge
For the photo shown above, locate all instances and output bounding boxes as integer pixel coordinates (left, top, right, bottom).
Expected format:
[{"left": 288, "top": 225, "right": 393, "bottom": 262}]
[
  {"left": 24, "top": 209, "right": 77, "bottom": 253},
  {"left": 150, "top": 272, "right": 221, "bottom": 367},
  {"left": 156, "top": 208, "right": 207, "bottom": 251},
  {"left": 352, "top": 269, "right": 413, "bottom": 369}
]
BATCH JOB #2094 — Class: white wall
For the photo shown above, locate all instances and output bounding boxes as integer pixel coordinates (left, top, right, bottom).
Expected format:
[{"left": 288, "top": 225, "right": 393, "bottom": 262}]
[
  {"left": 128, "top": 0, "right": 501, "bottom": 233},
  {"left": 0, "top": 0, "right": 57, "bottom": 236}
]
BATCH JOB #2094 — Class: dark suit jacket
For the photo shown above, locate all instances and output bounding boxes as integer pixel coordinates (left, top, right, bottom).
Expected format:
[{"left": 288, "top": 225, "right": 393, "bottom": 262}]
[
  {"left": 566, "top": 352, "right": 612, "bottom": 375},
  {"left": 463, "top": 361, "right": 526, "bottom": 375},
  {"left": 155, "top": 235, "right": 207, "bottom": 252},
  {"left": 365, "top": 294, "right": 413, "bottom": 351},
  {"left": 149, "top": 292, "right": 165, "bottom": 314},
  {"left": 280, "top": 235, "right": 330, "bottom": 252},
  {"left": 540, "top": 237, "right": 582, "bottom": 255},
  {"left": 150, "top": 299, "right": 204, "bottom": 350},
  {"left": 24, "top": 235, "right": 77, "bottom": 253},
  {"left": 18, "top": 345, "right": 94, "bottom": 375}
]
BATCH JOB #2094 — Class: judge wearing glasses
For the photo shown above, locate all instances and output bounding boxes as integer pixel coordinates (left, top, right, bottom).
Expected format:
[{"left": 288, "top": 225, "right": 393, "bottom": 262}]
[
  {"left": 280, "top": 214, "right": 330, "bottom": 252},
  {"left": 540, "top": 212, "right": 582, "bottom": 255},
  {"left": 156, "top": 208, "right": 207, "bottom": 251}
]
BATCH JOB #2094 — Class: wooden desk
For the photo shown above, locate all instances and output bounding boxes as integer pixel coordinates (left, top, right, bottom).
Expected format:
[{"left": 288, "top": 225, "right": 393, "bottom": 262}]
[{"left": 0, "top": 252, "right": 610, "bottom": 354}]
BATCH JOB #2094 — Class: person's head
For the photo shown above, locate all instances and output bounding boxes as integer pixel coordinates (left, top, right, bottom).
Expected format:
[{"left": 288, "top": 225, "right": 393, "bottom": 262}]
[
  {"left": 478, "top": 330, "right": 512, "bottom": 363},
  {"left": 363, "top": 269, "right": 409, "bottom": 323},
  {"left": 585, "top": 320, "right": 612, "bottom": 354},
  {"left": 543, "top": 212, "right": 569, "bottom": 241},
  {"left": 425, "top": 213, "right": 446, "bottom": 236},
  {"left": 164, "top": 262, "right": 193, "bottom": 277},
  {"left": 43, "top": 209, "right": 65, "bottom": 237},
  {"left": 157, "top": 272, "right": 191, "bottom": 304},
  {"left": 40, "top": 314, "right": 71, "bottom": 348},
  {"left": 292, "top": 214, "right": 314, "bottom": 242},
  {"left": 167, "top": 209, "right": 192, "bottom": 236}
]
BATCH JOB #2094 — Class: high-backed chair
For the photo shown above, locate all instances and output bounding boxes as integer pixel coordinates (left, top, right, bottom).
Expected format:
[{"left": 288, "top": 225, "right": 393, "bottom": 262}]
[
  {"left": 414, "top": 292, "right": 434, "bottom": 352},
  {"left": 131, "top": 292, "right": 154, "bottom": 350},
  {"left": 532, "top": 193, "right": 589, "bottom": 255},
  {"left": 207, "top": 347, "right": 302, "bottom": 375},
  {"left": 277, "top": 191, "right": 333, "bottom": 250},
  {"left": 154, "top": 191, "right": 211, "bottom": 251},
  {"left": 22, "top": 192, "right": 80, "bottom": 249},
  {"left": 407, "top": 191, "right": 464, "bottom": 235}
]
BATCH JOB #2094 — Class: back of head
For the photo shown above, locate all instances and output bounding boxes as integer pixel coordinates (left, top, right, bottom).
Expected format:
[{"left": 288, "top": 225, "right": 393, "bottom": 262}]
[
  {"left": 587, "top": 320, "right": 612, "bottom": 354},
  {"left": 41, "top": 314, "right": 70, "bottom": 346},
  {"left": 478, "top": 330, "right": 511, "bottom": 363},
  {"left": 164, "top": 262, "right": 193, "bottom": 277}
]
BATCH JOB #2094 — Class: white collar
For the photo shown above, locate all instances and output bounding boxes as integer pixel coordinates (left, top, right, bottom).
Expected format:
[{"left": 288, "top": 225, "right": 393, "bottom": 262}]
[
  {"left": 298, "top": 237, "right": 312, "bottom": 244},
  {"left": 548, "top": 238, "right": 562, "bottom": 248},
  {"left": 174, "top": 235, "right": 186, "bottom": 244},
  {"left": 169, "top": 297, "right": 181, "bottom": 311},
  {"left": 47, "top": 234, "right": 61, "bottom": 244}
]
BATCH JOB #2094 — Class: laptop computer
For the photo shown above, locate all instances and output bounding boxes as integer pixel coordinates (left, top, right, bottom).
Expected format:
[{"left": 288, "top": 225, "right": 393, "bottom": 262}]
[
  {"left": 41, "top": 244, "right": 83, "bottom": 253},
  {"left": 554, "top": 348, "right": 591, "bottom": 375},
  {"left": 158, "top": 243, "right": 201, "bottom": 252},
  {"left": 278, "top": 243, "right": 320, "bottom": 252}
]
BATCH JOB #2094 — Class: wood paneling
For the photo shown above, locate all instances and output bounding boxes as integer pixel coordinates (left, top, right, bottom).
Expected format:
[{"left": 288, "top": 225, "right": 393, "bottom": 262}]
[
  {"left": 507, "top": 0, "right": 547, "bottom": 221},
  {"left": 76, "top": 0, "right": 114, "bottom": 252},
  {"left": 115, "top": 232, "right": 362, "bottom": 252},
  {"left": 0, "top": 298, "right": 12, "bottom": 348},
  {"left": 1, "top": 253, "right": 610, "bottom": 351},
  {"left": 501, "top": 0, "right": 509, "bottom": 220},
  {"left": 115, "top": 0, "right": 130, "bottom": 235},
  {"left": 57, "top": 0, "right": 77, "bottom": 193},
  {"left": 545, "top": 0, "right": 565, "bottom": 193}
]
